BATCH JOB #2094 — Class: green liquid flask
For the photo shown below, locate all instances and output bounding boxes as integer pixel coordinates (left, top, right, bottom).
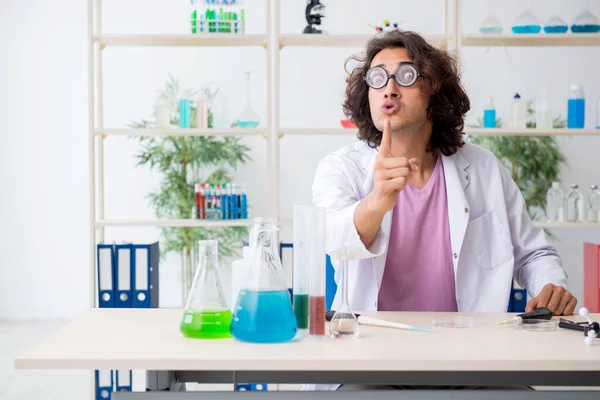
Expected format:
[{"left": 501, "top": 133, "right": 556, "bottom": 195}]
[{"left": 180, "top": 240, "right": 232, "bottom": 339}]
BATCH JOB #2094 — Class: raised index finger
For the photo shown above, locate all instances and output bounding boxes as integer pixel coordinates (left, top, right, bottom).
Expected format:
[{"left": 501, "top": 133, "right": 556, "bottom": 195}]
[{"left": 379, "top": 119, "right": 392, "bottom": 158}]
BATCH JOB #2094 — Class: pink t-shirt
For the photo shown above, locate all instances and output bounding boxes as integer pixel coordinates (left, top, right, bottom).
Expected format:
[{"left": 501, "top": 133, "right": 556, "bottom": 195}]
[{"left": 377, "top": 155, "right": 458, "bottom": 312}]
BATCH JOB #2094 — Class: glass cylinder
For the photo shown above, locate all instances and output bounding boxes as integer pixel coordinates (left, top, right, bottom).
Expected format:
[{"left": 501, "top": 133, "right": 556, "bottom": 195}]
[{"left": 293, "top": 206, "right": 326, "bottom": 336}]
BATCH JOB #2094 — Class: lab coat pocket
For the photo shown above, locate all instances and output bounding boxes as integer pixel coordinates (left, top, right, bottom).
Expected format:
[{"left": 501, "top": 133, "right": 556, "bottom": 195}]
[{"left": 465, "top": 210, "right": 513, "bottom": 270}]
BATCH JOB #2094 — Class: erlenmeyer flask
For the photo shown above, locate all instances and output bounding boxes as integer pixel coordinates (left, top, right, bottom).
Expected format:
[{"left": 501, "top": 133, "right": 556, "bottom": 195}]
[
  {"left": 512, "top": 2, "right": 541, "bottom": 34},
  {"left": 329, "top": 248, "right": 359, "bottom": 338},
  {"left": 572, "top": 0, "right": 600, "bottom": 33},
  {"left": 479, "top": 15, "right": 503, "bottom": 34},
  {"left": 230, "top": 218, "right": 297, "bottom": 343},
  {"left": 236, "top": 71, "right": 261, "bottom": 128},
  {"left": 180, "top": 240, "right": 232, "bottom": 339},
  {"left": 544, "top": 0, "right": 568, "bottom": 33}
]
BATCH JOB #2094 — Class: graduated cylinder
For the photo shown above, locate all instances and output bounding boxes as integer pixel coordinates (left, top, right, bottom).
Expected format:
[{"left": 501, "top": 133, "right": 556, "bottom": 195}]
[{"left": 293, "top": 205, "right": 326, "bottom": 336}]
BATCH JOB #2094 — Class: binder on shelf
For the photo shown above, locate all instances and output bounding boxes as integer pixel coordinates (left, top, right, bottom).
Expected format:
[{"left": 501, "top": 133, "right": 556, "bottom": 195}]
[
  {"left": 97, "top": 244, "right": 116, "bottom": 308},
  {"left": 584, "top": 242, "right": 600, "bottom": 313},
  {"left": 116, "top": 370, "right": 132, "bottom": 392},
  {"left": 115, "top": 243, "right": 133, "bottom": 308},
  {"left": 132, "top": 242, "right": 160, "bottom": 308},
  {"left": 95, "top": 370, "right": 113, "bottom": 400}
]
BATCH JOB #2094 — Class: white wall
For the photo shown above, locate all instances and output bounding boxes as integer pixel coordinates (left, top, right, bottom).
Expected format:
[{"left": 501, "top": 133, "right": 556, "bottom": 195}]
[{"left": 1, "top": 0, "right": 599, "bottom": 319}]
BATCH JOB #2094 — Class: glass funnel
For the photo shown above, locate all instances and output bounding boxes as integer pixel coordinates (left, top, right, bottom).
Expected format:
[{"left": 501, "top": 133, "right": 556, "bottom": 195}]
[
  {"left": 328, "top": 248, "right": 359, "bottom": 339},
  {"left": 230, "top": 218, "right": 297, "bottom": 343},
  {"left": 236, "top": 71, "right": 261, "bottom": 128},
  {"left": 180, "top": 240, "right": 232, "bottom": 339},
  {"left": 572, "top": 0, "right": 600, "bottom": 33},
  {"left": 512, "top": 2, "right": 541, "bottom": 34}
]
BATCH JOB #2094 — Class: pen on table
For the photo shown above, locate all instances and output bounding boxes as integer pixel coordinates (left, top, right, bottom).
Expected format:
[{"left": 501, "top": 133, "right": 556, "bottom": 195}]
[{"left": 325, "top": 310, "right": 433, "bottom": 333}]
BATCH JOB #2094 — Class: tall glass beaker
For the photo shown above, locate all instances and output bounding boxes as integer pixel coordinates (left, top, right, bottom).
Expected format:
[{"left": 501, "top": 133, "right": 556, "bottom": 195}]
[
  {"left": 293, "top": 206, "right": 326, "bottom": 336},
  {"left": 180, "top": 240, "right": 232, "bottom": 339},
  {"left": 230, "top": 219, "right": 297, "bottom": 343}
]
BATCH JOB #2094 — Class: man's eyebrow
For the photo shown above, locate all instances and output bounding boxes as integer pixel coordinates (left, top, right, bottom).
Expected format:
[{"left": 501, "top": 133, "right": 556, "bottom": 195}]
[{"left": 370, "top": 61, "right": 414, "bottom": 69}]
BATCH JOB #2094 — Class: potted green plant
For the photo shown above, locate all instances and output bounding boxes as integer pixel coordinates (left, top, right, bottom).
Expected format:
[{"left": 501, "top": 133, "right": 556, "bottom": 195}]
[
  {"left": 466, "top": 101, "right": 567, "bottom": 223},
  {"left": 129, "top": 74, "right": 251, "bottom": 302}
]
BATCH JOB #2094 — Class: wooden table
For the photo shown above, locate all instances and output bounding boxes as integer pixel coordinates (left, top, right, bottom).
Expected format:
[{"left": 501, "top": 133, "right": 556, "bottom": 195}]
[{"left": 14, "top": 308, "right": 600, "bottom": 399}]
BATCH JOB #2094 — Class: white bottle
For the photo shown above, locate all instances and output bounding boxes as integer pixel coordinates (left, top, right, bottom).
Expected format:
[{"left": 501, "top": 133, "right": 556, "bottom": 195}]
[
  {"left": 536, "top": 89, "right": 553, "bottom": 129},
  {"left": 510, "top": 93, "right": 526, "bottom": 129},
  {"left": 566, "top": 184, "right": 584, "bottom": 222},
  {"left": 154, "top": 95, "right": 171, "bottom": 128},
  {"left": 196, "top": 92, "right": 208, "bottom": 129},
  {"left": 588, "top": 184, "right": 600, "bottom": 222},
  {"left": 546, "top": 181, "right": 565, "bottom": 222},
  {"left": 230, "top": 246, "right": 251, "bottom": 311}
]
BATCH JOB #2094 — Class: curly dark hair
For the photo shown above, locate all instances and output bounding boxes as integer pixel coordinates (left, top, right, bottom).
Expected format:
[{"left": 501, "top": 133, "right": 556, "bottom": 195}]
[{"left": 342, "top": 30, "right": 470, "bottom": 156}]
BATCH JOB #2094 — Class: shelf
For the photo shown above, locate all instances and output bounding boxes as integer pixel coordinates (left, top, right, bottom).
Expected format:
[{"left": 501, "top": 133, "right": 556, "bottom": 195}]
[
  {"left": 281, "top": 128, "right": 358, "bottom": 136},
  {"left": 533, "top": 221, "right": 600, "bottom": 228},
  {"left": 95, "top": 219, "right": 253, "bottom": 228},
  {"left": 461, "top": 33, "right": 600, "bottom": 47},
  {"left": 93, "top": 34, "right": 268, "bottom": 47},
  {"left": 464, "top": 128, "right": 600, "bottom": 136},
  {"left": 95, "top": 128, "right": 267, "bottom": 137},
  {"left": 279, "top": 34, "right": 450, "bottom": 48}
]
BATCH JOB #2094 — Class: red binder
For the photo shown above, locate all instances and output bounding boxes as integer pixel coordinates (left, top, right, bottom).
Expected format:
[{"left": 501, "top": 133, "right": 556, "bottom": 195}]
[{"left": 583, "top": 242, "right": 600, "bottom": 313}]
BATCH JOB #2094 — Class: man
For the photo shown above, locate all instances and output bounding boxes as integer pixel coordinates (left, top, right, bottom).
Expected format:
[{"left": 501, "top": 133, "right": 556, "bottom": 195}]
[{"left": 312, "top": 30, "right": 576, "bottom": 331}]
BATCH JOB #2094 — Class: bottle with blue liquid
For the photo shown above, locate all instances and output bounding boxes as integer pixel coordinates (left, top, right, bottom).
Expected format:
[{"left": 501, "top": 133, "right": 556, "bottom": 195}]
[
  {"left": 483, "top": 98, "right": 496, "bottom": 128},
  {"left": 230, "top": 218, "right": 297, "bottom": 343},
  {"left": 544, "top": 0, "right": 568, "bottom": 33},
  {"left": 568, "top": 85, "right": 585, "bottom": 129}
]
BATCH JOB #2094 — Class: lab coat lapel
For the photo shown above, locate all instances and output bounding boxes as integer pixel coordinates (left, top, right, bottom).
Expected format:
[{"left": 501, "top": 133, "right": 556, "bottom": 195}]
[{"left": 441, "top": 151, "right": 471, "bottom": 279}]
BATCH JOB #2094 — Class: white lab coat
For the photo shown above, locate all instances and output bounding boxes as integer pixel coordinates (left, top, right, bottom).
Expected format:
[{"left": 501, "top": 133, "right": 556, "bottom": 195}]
[{"left": 305, "top": 140, "right": 568, "bottom": 391}]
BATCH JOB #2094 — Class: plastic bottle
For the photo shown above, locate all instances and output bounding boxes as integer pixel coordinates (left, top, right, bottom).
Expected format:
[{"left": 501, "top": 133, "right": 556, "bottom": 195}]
[
  {"left": 483, "top": 98, "right": 496, "bottom": 128},
  {"left": 240, "top": 183, "right": 248, "bottom": 219},
  {"left": 230, "top": 246, "right": 251, "bottom": 311},
  {"left": 510, "top": 93, "right": 526, "bottom": 129},
  {"left": 588, "top": 184, "right": 600, "bottom": 222},
  {"left": 546, "top": 182, "right": 565, "bottom": 222},
  {"left": 196, "top": 92, "right": 208, "bottom": 129},
  {"left": 535, "top": 89, "right": 553, "bottom": 129},
  {"left": 179, "top": 97, "right": 191, "bottom": 128},
  {"left": 190, "top": 0, "right": 197, "bottom": 34},
  {"left": 566, "top": 184, "right": 585, "bottom": 222},
  {"left": 567, "top": 85, "right": 585, "bottom": 129},
  {"left": 154, "top": 96, "right": 171, "bottom": 128}
]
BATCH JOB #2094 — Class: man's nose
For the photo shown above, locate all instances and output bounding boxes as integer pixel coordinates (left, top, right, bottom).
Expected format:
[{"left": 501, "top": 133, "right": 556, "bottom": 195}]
[{"left": 383, "top": 78, "right": 400, "bottom": 99}]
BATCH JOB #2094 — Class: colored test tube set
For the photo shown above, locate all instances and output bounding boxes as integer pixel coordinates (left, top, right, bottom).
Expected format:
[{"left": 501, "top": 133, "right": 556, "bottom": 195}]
[
  {"left": 190, "top": 0, "right": 246, "bottom": 35},
  {"left": 193, "top": 183, "right": 248, "bottom": 220}
]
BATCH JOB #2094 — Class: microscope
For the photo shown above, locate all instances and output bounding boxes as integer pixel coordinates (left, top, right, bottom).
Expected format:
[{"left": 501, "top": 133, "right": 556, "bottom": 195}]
[{"left": 303, "top": 0, "right": 326, "bottom": 34}]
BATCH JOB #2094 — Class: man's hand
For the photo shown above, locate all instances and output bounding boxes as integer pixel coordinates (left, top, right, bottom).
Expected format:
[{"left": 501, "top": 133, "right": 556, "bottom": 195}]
[
  {"left": 366, "top": 119, "right": 417, "bottom": 214},
  {"left": 525, "top": 283, "right": 577, "bottom": 316}
]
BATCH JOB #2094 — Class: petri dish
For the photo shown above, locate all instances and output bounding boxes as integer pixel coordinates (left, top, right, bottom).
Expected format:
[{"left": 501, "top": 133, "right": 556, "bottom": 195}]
[
  {"left": 513, "top": 319, "right": 558, "bottom": 332},
  {"left": 432, "top": 316, "right": 475, "bottom": 329}
]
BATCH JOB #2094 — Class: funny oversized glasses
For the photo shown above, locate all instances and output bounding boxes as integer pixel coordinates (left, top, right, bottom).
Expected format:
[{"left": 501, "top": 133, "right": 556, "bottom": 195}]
[{"left": 363, "top": 63, "right": 423, "bottom": 89}]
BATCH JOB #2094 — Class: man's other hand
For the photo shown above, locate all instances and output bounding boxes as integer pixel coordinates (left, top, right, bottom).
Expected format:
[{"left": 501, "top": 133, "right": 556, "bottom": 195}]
[{"left": 525, "top": 283, "right": 577, "bottom": 316}]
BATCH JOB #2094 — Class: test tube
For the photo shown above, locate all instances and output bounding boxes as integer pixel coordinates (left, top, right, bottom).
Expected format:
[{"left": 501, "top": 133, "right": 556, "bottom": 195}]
[
  {"left": 293, "top": 206, "right": 326, "bottom": 336},
  {"left": 292, "top": 206, "right": 309, "bottom": 331}
]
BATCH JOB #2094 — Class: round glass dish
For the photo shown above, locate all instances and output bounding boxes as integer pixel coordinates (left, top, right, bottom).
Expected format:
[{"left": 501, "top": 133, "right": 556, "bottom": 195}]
[
  {"left": 513, "top": 319, "right": 558, "bottom": 332},
  {"left": 432, "top": 316, "right": 475, "bottom": 329}
]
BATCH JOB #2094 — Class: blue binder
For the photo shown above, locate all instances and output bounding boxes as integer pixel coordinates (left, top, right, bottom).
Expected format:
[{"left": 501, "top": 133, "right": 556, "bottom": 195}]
[
  {"left": 116, "top": 370, "right": 132, "bottom": 392},
  {"left": 115, "top": 243, "right": 133, "bottom": 308},
  {"left": 97, "top": 244, "right": 116, "bottom": 308},
  {"left": 95, "top": 370, "right": 113, "bottom": 400},
  {"left": 132, "top": 242, "right": 159, "bottom": 308}
]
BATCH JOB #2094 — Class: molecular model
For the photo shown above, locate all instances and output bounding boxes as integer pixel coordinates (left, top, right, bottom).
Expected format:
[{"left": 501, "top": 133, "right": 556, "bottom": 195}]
[{"left": 579, "top": 307, "right": 599, "bottom": 346}]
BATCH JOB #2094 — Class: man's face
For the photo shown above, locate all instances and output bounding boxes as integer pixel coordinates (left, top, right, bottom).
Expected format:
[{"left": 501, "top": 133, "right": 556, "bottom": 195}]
[{"left": 367, "top": 48, "right": 429, "bottom": 134}]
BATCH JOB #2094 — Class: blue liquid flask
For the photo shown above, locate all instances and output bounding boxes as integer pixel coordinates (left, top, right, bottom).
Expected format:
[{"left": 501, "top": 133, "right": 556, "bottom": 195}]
[
  {"left": 512, "top": 9, "right": 541, "bottom": 34},
  {"left": 567, "top": 85, "right": 585, "bottom": 129},
  {"left": 483, "top": 98, "right": 496, "bottom": 128},
  {"left": 571, "top": 4, "right": 600, "bottom": 33},
  {"left": 230, "top": 218, "right": 297, "bottom": 343}
]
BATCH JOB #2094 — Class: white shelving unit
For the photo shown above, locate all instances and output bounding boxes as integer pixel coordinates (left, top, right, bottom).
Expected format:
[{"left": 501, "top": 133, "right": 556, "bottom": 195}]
[{"left": 88, "top": 0, "right": 600, "bottom": 308}]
